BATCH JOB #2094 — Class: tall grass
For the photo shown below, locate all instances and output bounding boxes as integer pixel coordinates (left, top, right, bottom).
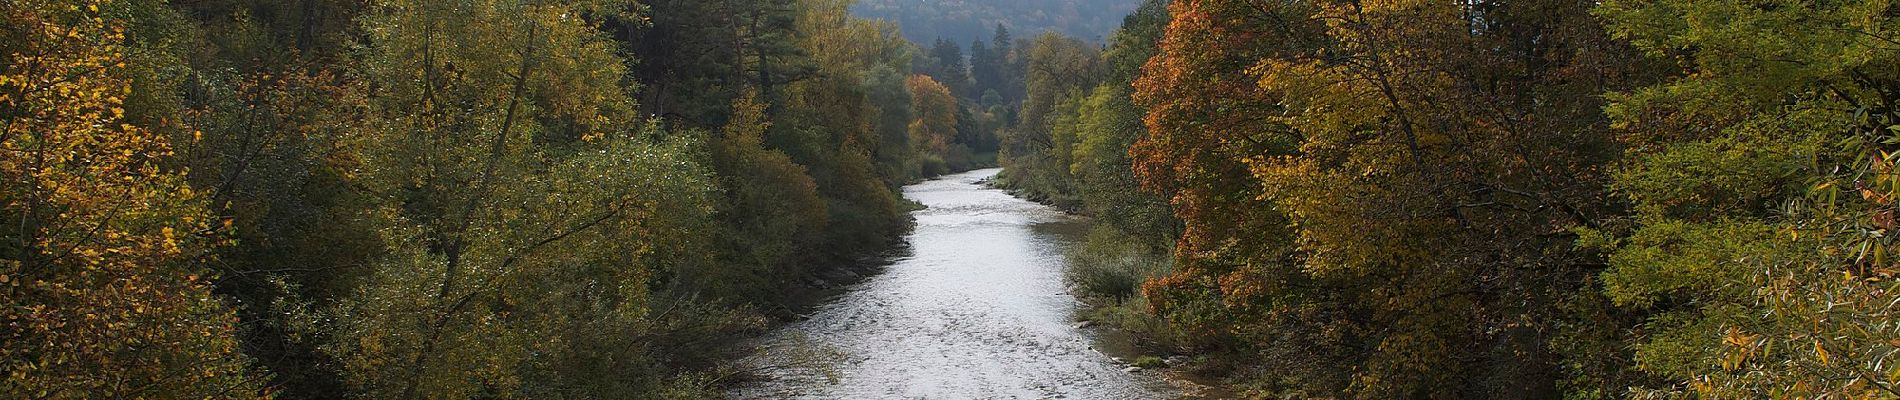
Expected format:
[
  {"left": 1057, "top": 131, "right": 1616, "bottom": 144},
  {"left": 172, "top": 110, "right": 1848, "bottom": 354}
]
[
  {"left": 1068, "top": 226, "right": 1171, "bottom": 300},
  {"left": 1066, "top": 226, "right": 1187, "bottom": 352}
]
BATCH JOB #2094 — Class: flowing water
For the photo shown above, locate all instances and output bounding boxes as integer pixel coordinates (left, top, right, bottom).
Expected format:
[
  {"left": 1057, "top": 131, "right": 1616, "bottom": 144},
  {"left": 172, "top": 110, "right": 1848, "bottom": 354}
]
[{"left": 730, "top": 169, "right": 1178, "bottom": 399}]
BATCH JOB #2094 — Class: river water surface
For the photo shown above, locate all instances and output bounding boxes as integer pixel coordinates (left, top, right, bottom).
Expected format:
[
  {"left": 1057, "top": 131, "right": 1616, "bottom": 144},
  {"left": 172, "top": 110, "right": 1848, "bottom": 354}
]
[{"left": 731, "top": 169, "right": 1178, "bottom": 399}]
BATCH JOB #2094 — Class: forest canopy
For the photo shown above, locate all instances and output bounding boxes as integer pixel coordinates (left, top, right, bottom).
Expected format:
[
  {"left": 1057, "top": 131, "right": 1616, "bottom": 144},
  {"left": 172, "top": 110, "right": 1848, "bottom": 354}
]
[
  {"left": 5, "top": 0, "right": 1900, "bottom": 398},
  {"left": 2, "top": 0, "right": 992, "bottom": 398},
  {"left": 997, "top": 0, "right": 1900, "bottom": 398}
]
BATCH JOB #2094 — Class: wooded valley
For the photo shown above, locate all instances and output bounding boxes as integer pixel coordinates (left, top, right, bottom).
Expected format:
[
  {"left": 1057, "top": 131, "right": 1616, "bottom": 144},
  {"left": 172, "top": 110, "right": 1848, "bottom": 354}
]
[{"left": 4, "top": 0, "right": 1900, "bottom": 398}]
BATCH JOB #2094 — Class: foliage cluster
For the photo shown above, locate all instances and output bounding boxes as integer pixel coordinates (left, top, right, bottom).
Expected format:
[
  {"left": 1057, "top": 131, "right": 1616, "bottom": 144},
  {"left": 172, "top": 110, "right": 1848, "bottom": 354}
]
[
  {"left": 994, "top": 0, "right": 1184, "bottom": 363},
  {"left": 1002, "top": 0, "right": 1900, "bottom": 397},
  {"left": 1, "top": 0, "right": 1000, "bottom": 398}
]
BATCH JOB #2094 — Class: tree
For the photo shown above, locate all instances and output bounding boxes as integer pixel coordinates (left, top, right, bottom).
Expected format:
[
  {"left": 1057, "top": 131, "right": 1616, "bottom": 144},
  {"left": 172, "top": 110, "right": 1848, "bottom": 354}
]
[
  {"left": 864, "top": 64, "right": 916, "bottom": 183},
  {"left": 624, "top": 0, "right": 813, "bottom": 127},
  {"left": 3, "top": 0, "right": 962, "bottom": 398},
  {"left": 990, "top": 23, "right": 1025, "bottom": 104},
  {"left": 1102, "top": 0, "right": 1167, "bottom": 85},
  {"left": 928, "top": 38, "right": 971, "bottom": 98},
  {"left": 907, "top": 74, "right": 961, "bottom": 174},
  {"left": 1067, "top": 0, "right": 1174, "bottom": 245},
  {"left": 1589, "top": 0, "right": 1900, "bottom": 395},
  {"left": 323, "top": 1, "right": 719, "bottom": 397},
  {"left": 702, "top": 92, "right": 828, "bottom": 300},
  {"left": 1134, "top": 0, "right": 1648, "bottom": 395},
  {"left": 970, "top": 37, "right": 1005, "bottom": 106},
  {"left": 1069, "top": 84, "right": 1171, "bottom": 245},
  {"left": 1000, "top": 32, "right": 1102, "bottom": 209},
  {"left": 174, "top": 67, "right": 376, "bottom": 399},
  {"left": 848, "top": 0, "right": 1147, "bottom": 45},
  {"left": 1, "top": 1, "right": 263, "bottom": 397}
]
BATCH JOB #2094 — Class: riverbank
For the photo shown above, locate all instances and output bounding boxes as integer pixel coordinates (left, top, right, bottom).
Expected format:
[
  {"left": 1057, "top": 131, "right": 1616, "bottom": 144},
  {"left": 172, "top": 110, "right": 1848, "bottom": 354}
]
[{"left": 985, "top": 170, "right": 1242, "bottom": 399}]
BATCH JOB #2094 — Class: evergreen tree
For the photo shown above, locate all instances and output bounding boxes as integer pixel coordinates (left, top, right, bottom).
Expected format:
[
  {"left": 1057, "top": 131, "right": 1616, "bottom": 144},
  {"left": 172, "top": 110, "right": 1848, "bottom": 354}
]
[
  {"left": 969, "top": 38, "right": 1004, "bottom": 107},
  {"left": 990, "top": 24, "right": 1025, "bottom": 104},
  {"left": 928, "top": 38, "right": 971, "bottom": 98},
  {"left": 625, "top": 0, "right": 813, "bottom": 128}
]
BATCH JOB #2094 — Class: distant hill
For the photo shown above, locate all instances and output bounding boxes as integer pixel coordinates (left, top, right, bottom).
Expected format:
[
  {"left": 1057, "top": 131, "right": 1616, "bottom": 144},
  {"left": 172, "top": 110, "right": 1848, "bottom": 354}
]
[{"left": 851, "top": 0, "right": 1143, "bottom": 44}]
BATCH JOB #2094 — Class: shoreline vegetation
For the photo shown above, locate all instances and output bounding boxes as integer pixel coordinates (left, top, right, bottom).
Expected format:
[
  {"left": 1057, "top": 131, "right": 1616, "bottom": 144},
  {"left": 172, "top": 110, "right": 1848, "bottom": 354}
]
[
  {"left": 8, "top": 0, "right": 1900, "bottom": 398},
  {"left": 996, "top": 0, "right": 1900, "bottom": 398}
]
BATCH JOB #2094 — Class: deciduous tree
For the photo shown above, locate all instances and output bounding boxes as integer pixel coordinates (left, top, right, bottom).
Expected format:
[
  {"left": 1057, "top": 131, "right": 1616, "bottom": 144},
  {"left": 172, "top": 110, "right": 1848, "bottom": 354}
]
[
  {"left": 1, "top": 1, "right": 263, "bottom": 397},
  {"left": 907, "top": 74, "right": 960, "bottom": 174},
  {"left": 324, "top": 1, "right": 718, "bottom": 397},
  {"left": 1591, "top": 0, "right": 1900, "bottom": 395}
]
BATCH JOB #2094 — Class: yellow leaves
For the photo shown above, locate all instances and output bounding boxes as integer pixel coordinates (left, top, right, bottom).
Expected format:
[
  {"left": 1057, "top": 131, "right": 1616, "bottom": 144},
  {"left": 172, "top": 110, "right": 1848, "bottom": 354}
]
[
  {"left": 1250, "top": 58, "right": 1328, "bottom": 99},
  {"left": 1815, "top": 340, "right": 1831, "bottom": 365},
  {"left": 0, "top": 4, "right": 247, "bottom": 387},
  {"left": 1723, "top": 327, "right": 1757, "bottom": 347},
  {"left": 1358, "top": 0, "right": 1427, "bottom": 10},
  {"left": 1719, "top": 327, "right": 1761, "bottom": 371}
]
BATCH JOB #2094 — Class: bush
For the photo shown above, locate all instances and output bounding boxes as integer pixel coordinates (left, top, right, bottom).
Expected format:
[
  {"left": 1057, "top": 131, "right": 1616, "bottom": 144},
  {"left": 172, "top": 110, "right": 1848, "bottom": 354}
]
[
  {"left": 1086, "top": 294, "right": 1190, "bottom": 353},
  {"left": 1133, "top": 356, "right": 1167, "bottom": 369},
  {"left": 1068, "top": 227, "right": 1172, "bottom": 300}
]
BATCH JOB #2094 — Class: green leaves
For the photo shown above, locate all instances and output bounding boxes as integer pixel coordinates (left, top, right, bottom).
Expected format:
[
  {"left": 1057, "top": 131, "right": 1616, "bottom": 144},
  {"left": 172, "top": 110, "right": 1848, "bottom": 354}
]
[
  {"left": 325, "top": 1, "right": 728, "bottom": 397},
  {"left": 1596, "top": 0, "right": 1900, "bottom": 396},
  {"left": 998, "top": 32, "right": 1104, "bottom": 210}
]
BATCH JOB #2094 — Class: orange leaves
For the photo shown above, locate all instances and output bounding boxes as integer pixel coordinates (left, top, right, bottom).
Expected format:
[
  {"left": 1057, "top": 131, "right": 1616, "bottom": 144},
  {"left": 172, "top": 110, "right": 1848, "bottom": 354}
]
[{"left": 1131, "top": 0, "right": 1662, "bottom": 396}]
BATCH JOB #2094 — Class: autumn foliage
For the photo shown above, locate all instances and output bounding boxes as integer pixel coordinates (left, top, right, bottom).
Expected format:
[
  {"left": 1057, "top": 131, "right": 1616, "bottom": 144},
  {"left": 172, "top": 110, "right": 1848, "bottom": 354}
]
[
  {"left": 13, "top": 0, "right": 1898, "bottom": 397},
  {"left": 1084, "top": 0, "right": 1900, "bottom": 397},
  {"left": 1, "top": 1, "right": 261, "bottom": 398},
  {"left": 2, "top": 0, "right": 985, "bottom": 398}
]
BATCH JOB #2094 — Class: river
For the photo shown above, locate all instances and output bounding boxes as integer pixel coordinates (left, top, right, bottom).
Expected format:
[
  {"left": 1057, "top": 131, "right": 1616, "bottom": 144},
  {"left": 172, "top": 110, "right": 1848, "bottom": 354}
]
[{"left": 730, "top": 168, "right": 1179, "bottom": 399}]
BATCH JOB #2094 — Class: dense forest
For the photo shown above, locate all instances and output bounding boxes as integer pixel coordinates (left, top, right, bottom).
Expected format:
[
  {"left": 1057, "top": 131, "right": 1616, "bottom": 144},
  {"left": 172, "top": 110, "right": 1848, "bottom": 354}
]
[
  {"left": 6, "top": 0, "right": 1900, "bottom": 398},
  {"left": 1, "top": 0, "right": 1008, "bottom": 398},
  {"left": 999, "top": 0, "right": 1900, "bottom": 398}
]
